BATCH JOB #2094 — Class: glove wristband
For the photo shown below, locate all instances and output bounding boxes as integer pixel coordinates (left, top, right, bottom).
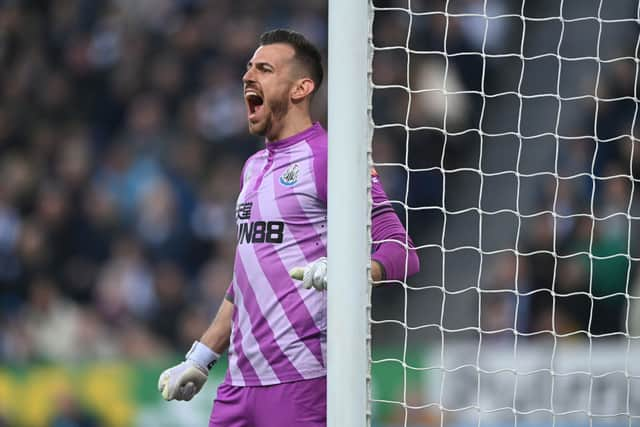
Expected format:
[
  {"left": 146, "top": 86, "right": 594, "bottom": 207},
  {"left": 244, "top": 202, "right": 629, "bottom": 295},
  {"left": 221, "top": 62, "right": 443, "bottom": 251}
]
[{"left": 186, "top": 341, "right": 220, "bottom": 371}]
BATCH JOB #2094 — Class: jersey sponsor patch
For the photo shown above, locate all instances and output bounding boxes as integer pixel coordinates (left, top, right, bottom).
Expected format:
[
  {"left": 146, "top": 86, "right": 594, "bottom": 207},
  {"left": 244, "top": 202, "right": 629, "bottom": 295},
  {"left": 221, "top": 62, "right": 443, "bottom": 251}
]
[
  {"left": 237, "top": 221, "right": 284, "bottom": 244},
  {"left": 279, "top": 163, "right": 300, "bottom": 187},
  {"left": 237, "top": 202, "right": 253, "bottom": 220}
]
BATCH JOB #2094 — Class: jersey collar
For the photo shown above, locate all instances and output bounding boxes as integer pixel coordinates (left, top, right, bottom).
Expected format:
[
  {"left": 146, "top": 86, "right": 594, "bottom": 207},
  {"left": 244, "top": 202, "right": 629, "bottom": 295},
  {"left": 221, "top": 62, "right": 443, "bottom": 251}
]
[{"left": 266, "top": 122, "right": 323, "bottom": 152}]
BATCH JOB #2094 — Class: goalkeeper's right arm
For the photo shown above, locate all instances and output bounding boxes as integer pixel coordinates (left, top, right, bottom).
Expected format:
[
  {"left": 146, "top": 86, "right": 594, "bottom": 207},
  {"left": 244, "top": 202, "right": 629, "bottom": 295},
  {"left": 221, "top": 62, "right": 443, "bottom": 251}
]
[{"left": 158, "top": 299, "right": 233, "bottom": 401}]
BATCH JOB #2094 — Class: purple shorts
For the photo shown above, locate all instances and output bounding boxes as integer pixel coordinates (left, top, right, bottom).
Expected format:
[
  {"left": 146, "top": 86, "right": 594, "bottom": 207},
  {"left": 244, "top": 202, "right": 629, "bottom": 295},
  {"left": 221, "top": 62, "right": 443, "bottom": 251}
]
[{"left": 209, "top": 376, "right": 326, "bottom": 427}]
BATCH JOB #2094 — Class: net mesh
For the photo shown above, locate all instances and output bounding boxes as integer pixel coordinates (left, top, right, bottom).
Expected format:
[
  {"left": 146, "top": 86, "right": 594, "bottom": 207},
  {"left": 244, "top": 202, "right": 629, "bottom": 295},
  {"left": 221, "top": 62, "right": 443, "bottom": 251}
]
[{"left": 369, "top": 1, "right": 640, "bottom": 426}]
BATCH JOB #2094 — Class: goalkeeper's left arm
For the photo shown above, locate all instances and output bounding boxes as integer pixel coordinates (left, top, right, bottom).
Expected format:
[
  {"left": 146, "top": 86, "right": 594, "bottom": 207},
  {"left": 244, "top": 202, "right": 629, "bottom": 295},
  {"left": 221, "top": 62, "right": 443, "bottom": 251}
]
[
  {"left": 158, "top": 298, "right": 233, "bottom": 401},
  {"left": 290, "top": 173, "right": 420, "bottom": 290}
]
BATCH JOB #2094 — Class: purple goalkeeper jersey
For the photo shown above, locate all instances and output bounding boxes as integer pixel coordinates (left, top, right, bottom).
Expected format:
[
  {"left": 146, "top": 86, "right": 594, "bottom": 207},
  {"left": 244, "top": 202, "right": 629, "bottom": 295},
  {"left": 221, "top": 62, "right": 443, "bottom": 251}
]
[{"left": 225, "top": 122, "right": 419, "bottom": 386}]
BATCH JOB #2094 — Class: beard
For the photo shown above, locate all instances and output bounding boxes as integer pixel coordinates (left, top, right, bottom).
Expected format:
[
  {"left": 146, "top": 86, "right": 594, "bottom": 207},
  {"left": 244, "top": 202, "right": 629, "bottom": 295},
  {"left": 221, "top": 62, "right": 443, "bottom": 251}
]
[{"left": 249, "top": 95, "right": 289, "bottom": 138}]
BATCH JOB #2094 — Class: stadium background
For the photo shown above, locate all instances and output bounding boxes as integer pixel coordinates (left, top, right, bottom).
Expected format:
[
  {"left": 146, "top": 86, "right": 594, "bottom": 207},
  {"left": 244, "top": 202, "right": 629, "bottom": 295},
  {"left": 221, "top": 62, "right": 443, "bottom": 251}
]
[{"left": 1, "top": 0, "right": 639, "bottom": 426}]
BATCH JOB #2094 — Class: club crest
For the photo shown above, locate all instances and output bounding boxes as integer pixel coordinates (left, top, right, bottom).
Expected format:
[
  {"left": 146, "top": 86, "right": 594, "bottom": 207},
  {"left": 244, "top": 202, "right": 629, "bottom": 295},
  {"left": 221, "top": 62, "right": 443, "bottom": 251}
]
[{"left": 279, "top": 163, "right": 300, "bottom": 187}]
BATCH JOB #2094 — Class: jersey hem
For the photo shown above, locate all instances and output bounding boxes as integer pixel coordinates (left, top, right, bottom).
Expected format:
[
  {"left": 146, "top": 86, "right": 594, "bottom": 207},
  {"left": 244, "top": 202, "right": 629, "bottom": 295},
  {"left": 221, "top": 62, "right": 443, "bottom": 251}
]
[{"left": 223, "top": 368, "right": 326, "bottom": 387}]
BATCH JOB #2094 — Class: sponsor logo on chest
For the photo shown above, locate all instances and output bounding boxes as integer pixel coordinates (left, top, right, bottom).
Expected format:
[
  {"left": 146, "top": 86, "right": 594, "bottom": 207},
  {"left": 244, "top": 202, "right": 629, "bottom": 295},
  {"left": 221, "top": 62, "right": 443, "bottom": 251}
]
[{"left": 235, "top": 202, "right": 284, "bottom": 244}]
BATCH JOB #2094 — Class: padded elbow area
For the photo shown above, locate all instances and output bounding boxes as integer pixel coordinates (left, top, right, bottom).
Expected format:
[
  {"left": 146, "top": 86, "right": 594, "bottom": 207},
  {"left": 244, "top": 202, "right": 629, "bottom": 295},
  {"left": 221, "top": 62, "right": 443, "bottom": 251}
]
[{"left": 372, "top": 239, "right": 420, "bottom": 282}]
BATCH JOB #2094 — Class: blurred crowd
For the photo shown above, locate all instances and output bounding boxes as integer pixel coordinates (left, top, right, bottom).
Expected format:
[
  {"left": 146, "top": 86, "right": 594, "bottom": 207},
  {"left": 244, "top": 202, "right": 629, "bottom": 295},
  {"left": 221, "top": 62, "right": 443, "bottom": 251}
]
[
  {"left": 0, "top": 0, "right": 327, "bottom": 363},
  {"left": 370, "top": 0, "right": 640, "bottom": 344}
]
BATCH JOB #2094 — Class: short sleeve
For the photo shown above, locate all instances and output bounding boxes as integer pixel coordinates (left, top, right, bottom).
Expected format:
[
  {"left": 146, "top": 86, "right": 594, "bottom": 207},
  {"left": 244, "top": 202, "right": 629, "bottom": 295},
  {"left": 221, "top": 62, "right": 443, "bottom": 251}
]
[{"left": 225, "top": 282, "right": 234, "bottom": 303}]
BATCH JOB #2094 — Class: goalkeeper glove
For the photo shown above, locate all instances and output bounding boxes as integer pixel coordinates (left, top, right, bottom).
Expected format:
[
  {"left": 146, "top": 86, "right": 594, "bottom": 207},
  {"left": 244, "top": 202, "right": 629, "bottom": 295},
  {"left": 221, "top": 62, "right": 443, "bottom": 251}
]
[
  {"left": 290, "top": 257, "right": 327, "bottom": 291},
  {"left": 158, "top": 341, "right": 219, "bottom": 401}
]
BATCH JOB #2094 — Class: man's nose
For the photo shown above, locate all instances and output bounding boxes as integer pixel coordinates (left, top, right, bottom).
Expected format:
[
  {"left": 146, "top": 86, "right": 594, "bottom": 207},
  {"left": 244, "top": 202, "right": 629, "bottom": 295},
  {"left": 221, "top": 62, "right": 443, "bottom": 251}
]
[{"left": 242, "top": 68, "right": 255, "bottom": 84}]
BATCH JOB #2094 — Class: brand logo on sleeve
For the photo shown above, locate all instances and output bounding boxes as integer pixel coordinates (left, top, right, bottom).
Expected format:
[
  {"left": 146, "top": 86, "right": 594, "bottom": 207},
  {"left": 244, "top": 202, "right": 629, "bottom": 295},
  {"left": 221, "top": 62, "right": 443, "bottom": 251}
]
[
  {"left": 371, "top": 167, "right": 380, "bottom": 183},
  {"left": 279, "top": 163, "right": 300, "bottom": 187}
]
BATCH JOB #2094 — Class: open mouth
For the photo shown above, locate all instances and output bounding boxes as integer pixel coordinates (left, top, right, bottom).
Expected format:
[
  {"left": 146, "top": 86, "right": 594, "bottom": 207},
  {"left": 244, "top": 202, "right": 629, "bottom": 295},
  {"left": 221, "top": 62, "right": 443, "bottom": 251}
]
[{"left": 245, "top": 90, "right": 264, "bottom": 119}]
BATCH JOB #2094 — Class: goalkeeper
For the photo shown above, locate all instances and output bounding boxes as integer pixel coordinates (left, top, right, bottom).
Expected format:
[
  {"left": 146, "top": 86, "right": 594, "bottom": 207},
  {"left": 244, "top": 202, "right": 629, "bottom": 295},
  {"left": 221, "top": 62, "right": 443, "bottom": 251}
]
[{"left": 158, "top": 29, "right": 420, "bottom": 427}]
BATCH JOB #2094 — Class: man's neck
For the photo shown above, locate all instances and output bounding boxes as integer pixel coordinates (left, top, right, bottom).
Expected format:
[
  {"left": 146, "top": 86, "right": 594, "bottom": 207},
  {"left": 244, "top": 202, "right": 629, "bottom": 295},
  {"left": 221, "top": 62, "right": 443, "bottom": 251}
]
[{"left": 266, "top": 111, "right": 313, "bottom": 143}]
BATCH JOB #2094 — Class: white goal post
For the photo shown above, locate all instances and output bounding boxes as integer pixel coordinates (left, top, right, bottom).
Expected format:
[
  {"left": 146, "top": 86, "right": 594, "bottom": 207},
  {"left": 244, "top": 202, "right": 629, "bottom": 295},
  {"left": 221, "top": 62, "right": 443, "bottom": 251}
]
[{"left": 327, "top": 1, "right": 371, "bottom": 427}]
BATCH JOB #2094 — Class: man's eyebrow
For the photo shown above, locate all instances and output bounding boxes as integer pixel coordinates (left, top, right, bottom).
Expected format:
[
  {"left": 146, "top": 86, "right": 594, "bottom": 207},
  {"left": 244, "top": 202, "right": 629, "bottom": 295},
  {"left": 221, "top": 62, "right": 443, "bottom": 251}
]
[{"left": 246, "top": 61, "right": 274, "bottom": 69}]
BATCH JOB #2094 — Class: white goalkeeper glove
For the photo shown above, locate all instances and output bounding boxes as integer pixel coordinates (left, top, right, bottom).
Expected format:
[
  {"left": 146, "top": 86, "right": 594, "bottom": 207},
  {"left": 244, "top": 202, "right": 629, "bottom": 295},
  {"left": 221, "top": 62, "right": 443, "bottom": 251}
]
[
  {"left": 158, "top": 341, "right": 219, "bottom": 401},
  {"left": 290, "top": 257, "right": 327, "bottom": 291}
]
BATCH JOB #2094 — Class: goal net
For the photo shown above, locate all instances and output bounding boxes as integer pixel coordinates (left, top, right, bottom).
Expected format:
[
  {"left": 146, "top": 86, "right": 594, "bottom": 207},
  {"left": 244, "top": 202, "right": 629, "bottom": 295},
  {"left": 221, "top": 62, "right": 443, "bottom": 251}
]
[{"left": 368, "top": 0, "right": 640, "bottom": 426}]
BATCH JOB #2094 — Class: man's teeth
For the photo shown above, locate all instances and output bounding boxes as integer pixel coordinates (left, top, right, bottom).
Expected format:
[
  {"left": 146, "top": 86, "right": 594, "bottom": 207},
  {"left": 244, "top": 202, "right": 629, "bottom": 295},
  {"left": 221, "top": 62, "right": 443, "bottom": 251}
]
[{"left": 245, "top": 92, "right": 264, "bottom": 108}]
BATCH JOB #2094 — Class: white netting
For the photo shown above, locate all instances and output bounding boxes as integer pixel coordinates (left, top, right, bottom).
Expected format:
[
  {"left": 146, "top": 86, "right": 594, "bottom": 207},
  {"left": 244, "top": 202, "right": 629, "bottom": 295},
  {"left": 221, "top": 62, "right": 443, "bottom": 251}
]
[{"left": 369, "top": 1, "right": 640, "bottom": 426}]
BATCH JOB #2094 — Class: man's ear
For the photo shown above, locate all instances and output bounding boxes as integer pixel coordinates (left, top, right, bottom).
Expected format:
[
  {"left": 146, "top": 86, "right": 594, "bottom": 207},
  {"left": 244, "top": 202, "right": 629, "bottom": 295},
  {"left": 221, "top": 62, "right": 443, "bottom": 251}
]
[{"left": 291, "top": 77, "right": 315, "bottom": 102}]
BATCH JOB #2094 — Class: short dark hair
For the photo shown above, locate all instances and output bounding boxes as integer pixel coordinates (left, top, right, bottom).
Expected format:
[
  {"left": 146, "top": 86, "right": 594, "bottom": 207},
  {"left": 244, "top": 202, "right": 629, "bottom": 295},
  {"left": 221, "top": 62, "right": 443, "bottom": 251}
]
[{"left": 259, "top": 29, "right": 324, "bottom": 94}]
